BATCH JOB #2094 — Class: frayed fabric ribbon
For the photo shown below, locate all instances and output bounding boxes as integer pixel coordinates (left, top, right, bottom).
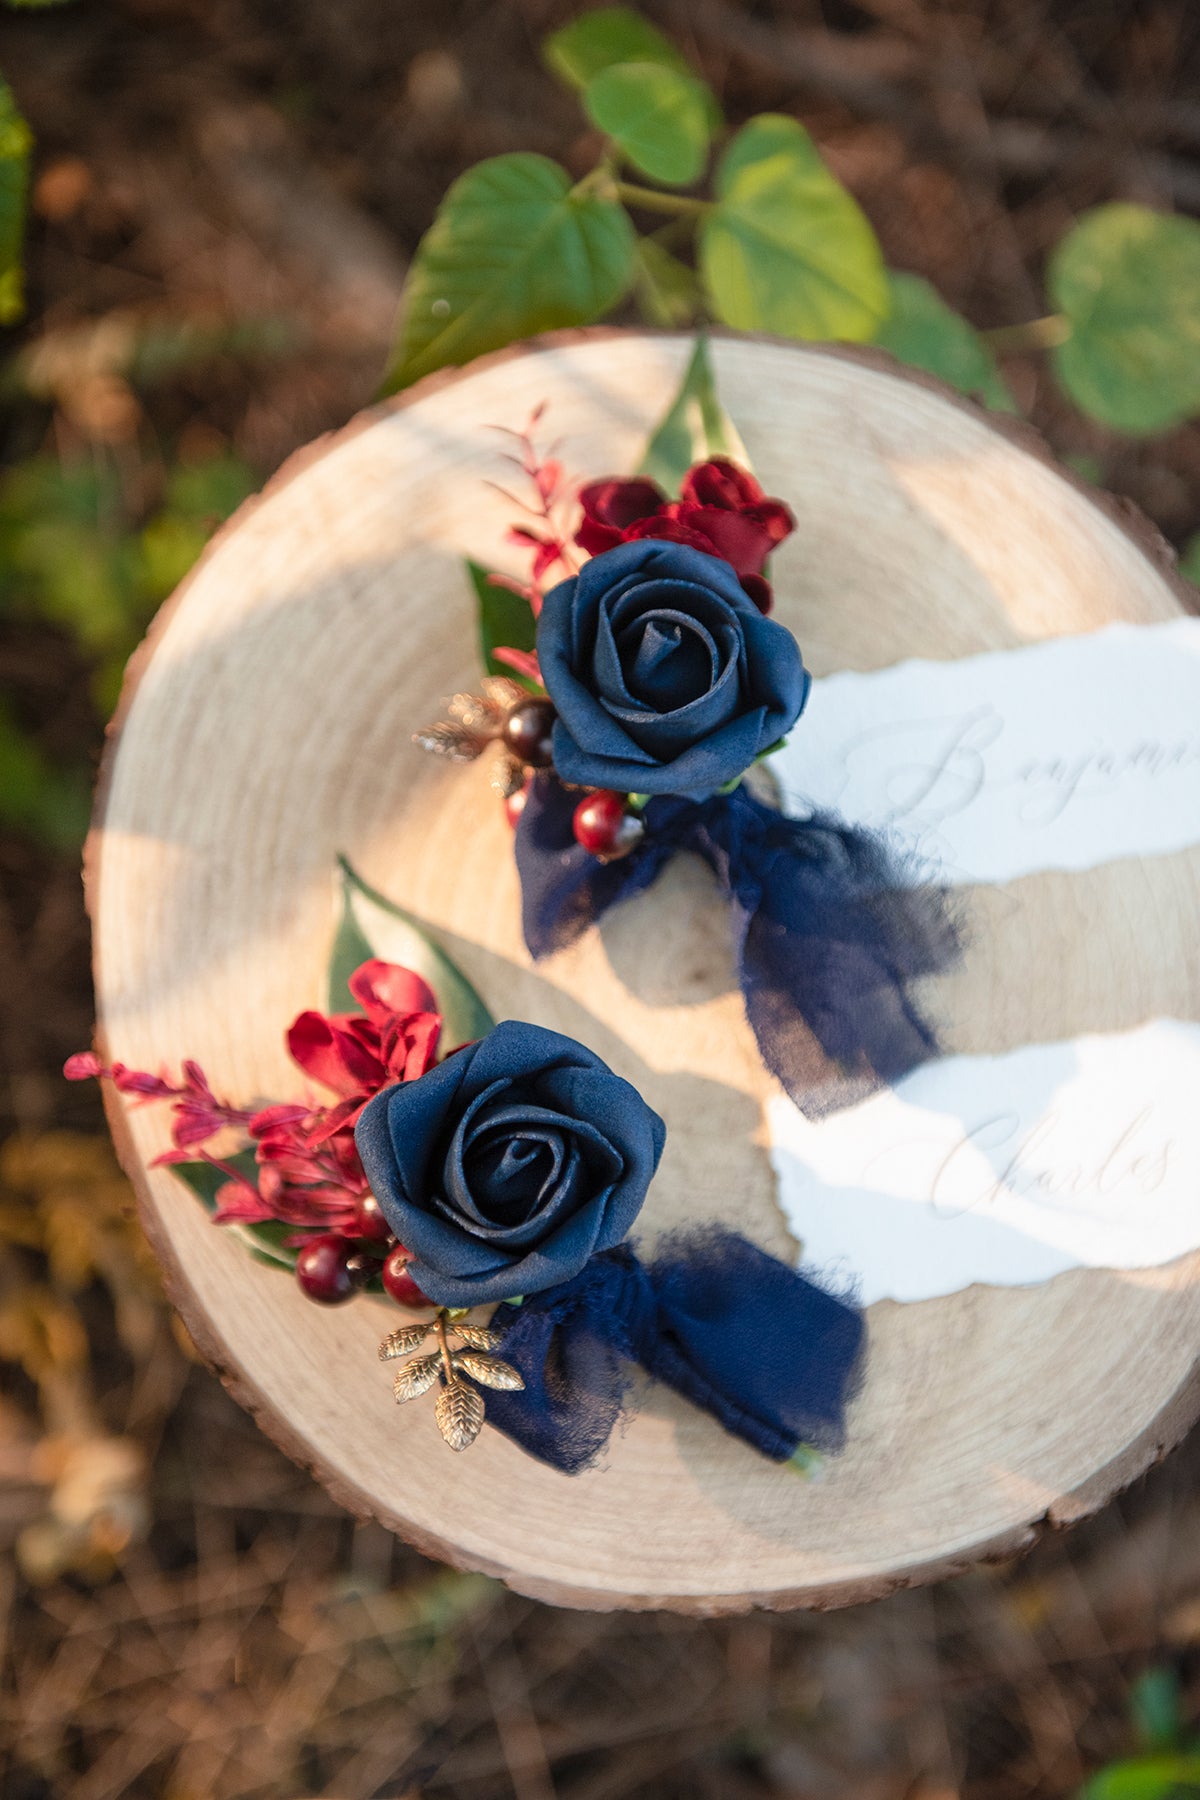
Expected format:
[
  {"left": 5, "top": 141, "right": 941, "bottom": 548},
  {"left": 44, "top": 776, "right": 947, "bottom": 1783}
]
[
  {"left": 483, "top": 1227, "right": 865, "bottom": 1475},
  {"left": 514, "top": 773, "right": 961, "bottom": 1118}
]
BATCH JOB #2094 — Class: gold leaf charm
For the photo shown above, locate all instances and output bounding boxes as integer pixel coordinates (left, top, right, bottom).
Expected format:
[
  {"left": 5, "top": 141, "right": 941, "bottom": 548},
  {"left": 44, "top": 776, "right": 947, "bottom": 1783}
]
[
  {"left": 392, "top": 1352, "right": 442, "bottom": 1402},
  {"left": 452, "top": 1323, "right": 503, "bottom": 1351},
  {"left": 413, "top": 679, "right": 525, "bottom": 766},
  {"left": 486, "top": 741, "right": 526, "bottom": 799},
  {"left": 412, "top": 720, "right": 487, "bottom": 761},
  {"left": 435, "top": 1379, "right": 485, "bottom": 1451},
  {"left": 453, "top": 1350, "right": 525, "bottom": 1391},
  {"left": 379, "top": 1322, "right": 433, "bottom": 1360},
  {"left": 481, "top": 675, "right": 527, "bottom": 712},
  {"left": 378, "top": 1309, "right": 524, "bottom": 1450}
]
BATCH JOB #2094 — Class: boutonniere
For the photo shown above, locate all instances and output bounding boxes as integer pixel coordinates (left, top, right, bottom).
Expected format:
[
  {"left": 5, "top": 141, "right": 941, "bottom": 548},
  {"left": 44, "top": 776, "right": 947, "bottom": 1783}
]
[
  {"left": 69, "top": 859, "right": 863, "bottom": 1469},
  {"left": 415, "top": 338, "right": 959, "bottom": 1116}
]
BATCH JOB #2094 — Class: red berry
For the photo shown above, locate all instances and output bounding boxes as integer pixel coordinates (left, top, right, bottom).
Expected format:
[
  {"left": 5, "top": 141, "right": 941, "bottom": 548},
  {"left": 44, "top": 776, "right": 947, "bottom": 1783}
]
[
  {"left": 505, "top": 780, "right": 531, "bottom": 829},
  {"left": 502, "top": 699, "right": 556, "bottom": 768},
  {"left": 296, "top": 1234, "right": 357, "bottom": 1305},
  {"left": 382, "top": 1244, "right": 429, "bottom": 1309},
  {"left": 352, "top": 1189, "right": 394, "bottom": 1244},
  {"left": 572, "top": 790, "right": 645, "bottom": 860}
]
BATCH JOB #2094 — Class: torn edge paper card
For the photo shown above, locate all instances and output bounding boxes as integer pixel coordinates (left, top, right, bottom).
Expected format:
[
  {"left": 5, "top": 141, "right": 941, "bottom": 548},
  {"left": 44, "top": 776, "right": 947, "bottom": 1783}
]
[
  {"left": 769, "top": 1019, "right": 1200, "bottom": 1304},
  {"left": 773, "top": 618, "right": 1200, "bottom": 885}
]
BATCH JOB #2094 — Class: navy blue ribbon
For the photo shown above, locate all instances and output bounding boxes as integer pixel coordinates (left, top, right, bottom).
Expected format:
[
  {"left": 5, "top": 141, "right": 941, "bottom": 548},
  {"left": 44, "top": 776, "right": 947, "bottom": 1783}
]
[
  {"left": 483, "top": 1228, "right": 864, "bottom": 1475},
  {"left": 515, "top": 772, "right": 960, "bottom": 1118}
]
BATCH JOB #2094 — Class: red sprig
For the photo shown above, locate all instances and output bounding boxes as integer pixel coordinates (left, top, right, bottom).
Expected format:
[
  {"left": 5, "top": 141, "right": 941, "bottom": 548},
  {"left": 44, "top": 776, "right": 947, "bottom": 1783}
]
[{"left": 65, "top": 960, "right": 443, "bottom": 1250}]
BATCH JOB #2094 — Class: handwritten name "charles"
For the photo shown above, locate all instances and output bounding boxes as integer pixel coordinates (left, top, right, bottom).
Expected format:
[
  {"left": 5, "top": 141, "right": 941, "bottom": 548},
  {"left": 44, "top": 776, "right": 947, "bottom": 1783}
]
[{"left": 926, "top": 1105, "right": 1174, "bottom": 1220}]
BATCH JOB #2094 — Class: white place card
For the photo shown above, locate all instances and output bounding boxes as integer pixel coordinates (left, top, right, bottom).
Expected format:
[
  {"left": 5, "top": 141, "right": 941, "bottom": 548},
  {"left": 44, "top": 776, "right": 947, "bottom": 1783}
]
[
  {"left": 769, "top": 1020, "right": 1200, "bottom": 1304},
  {"left": 773, "top": 618, "right": 1200, "bottom": 885}
]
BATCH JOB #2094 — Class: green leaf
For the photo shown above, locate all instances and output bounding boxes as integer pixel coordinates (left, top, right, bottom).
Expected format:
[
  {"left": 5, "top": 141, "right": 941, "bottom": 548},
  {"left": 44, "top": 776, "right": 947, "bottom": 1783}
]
[
  {"left": 327, "top": 884, "right": 378, "bottom": 1015},
  {"left": 546, "top": 8, "right": 684, "bottom": 84},
  {"left": 637, "top": 333, "right": 749, "bottom": 493},
  {"left": 1049, "top": 203, "right": 1200, "bottom": 435},
  {"left": 384, "top": 153, "right": 635, "bottom": 392},
  {"left": 1180, "top": 532, "right": 1200, "bottom": 589},
  {"left": 700, "top": 114, "right": 888, "bottom": 344},
  {"left": 584, "top": 61, "right": 711, "bottom": 187},
  {"left": 543, "top": 8, "right": 721, "bottom": 129},
  {"left": 1082, "top": 1754, "right": 1200, "bottom": 1799},
  {"left": 171, "top": 1153, "right": 300, "bottom": 1272},
  {"left": 632, "top": 236, "right": 700, "bottom": 328},
  {"left": 874, "top": 272, "right": 1018, "bottom": 412},
  {"left": 468, "top": 558, "right": 539, "bottom": 689},
  {"left": 0, "top": 76, "right": 33, "bottom": 325},
  {"left": 1131, "top": 1669, "right": 1184, "bottom": 1754},
  {"left": 333, "top": 856, "right": 496, "bottom": 1050}
]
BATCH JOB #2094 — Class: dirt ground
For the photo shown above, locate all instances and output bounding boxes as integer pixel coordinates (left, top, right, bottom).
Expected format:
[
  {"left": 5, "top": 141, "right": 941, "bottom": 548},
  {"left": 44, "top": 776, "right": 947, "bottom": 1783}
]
[{"left": 1, "top": 2, "right": 1199, "bottom": 1795}]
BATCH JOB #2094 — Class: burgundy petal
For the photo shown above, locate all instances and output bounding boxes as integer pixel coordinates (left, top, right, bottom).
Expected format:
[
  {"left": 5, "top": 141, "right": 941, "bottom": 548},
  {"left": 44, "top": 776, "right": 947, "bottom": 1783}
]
[
  {"left": 349, "top": 959, "right": 438, "bottom": 1024},
  {"left": 679, "top": 457, "right": 763, "bottom": 511}
]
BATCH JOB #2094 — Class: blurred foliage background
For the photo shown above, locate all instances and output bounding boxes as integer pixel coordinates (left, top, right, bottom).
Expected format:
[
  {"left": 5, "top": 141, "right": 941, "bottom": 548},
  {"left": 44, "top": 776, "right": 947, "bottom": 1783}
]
[{"left": 0, "top": 2, "right": 1198, "bottom": 1796}]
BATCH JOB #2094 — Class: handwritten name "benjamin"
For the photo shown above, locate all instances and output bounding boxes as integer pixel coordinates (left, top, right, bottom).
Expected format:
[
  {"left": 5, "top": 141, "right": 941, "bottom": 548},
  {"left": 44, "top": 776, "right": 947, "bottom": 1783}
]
[{"left": 838, "top": 706, "right": 1200, "bottom": 832}]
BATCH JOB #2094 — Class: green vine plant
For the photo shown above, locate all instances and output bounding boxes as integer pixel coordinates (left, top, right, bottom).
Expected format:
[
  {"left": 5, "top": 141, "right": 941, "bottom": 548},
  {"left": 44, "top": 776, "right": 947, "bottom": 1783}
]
[
  {"left": 1078, "top": 1667, "right": 1200, "bottom": 1800},
  {"left": 383, "top": 5, "right": 1200, "bottom": 447},
  {"left": 1, "top": 0, "right": 73, "bottom": 320}
]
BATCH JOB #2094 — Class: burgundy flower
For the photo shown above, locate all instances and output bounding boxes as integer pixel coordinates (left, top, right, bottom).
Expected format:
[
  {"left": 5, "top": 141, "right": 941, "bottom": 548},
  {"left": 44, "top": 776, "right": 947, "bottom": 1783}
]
[
  {"left": 574, "top": 458, "right": 795, "bottom": 613},
  {"left": 285, "top": 959, "right": 441, "bottom": 1102}
]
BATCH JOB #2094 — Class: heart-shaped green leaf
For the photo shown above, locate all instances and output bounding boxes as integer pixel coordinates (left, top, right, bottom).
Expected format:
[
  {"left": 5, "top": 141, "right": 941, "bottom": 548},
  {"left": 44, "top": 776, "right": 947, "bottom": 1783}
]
[
  {"left": 332, "top": 856, "right": 496, "bottom": 1050},
  {"left": 544, "top": 8, "right": 721, "bottom": 129},
  {"left": 1049, "top": 203, "right": 1200, "bottom": 435},
  {"left": 469, "top": 559, "right": 539, "bottom": 688},
  {"left": 384, "top": 154, "right": 635, "bottom": 392},
  {"left": 637, "top": 333, "right": 749, "bottom": 494},
  {"left": 0, "top": 77, "right": 32, "bottom": 325},
  {"left": 584, "top": 61, "right": 712, "bottom": 187},
  {"left": 700, "top": 114, "right": 887, "bottom": 344},
  {"left": 874, "top": 272, "right": 1017, "bottom": 412}
]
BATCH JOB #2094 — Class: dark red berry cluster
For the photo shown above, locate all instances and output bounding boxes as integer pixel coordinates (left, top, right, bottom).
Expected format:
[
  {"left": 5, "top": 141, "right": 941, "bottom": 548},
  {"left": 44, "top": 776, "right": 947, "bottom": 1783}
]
[
  {"left": 499, "top": 697, "right": 645, "bottom": 862},
  {"left": 294, "top": 1191, "right": 429, "bottom": 1309}
]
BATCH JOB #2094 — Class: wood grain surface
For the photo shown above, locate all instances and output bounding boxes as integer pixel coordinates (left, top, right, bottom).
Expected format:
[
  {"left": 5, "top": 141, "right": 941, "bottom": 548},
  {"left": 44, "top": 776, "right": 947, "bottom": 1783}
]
[{"left": 88, "top": 331, "right": 1200, "bottom": 1613}]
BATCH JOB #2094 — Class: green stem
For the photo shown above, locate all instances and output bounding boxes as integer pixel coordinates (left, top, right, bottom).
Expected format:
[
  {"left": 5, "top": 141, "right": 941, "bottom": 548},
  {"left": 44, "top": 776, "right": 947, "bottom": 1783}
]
[
  {"left": 615, "top": 181, "right": 710, "bottom": 218},
  {"left": 983, "top": 313, "right": 1071, "bottom": 353}
]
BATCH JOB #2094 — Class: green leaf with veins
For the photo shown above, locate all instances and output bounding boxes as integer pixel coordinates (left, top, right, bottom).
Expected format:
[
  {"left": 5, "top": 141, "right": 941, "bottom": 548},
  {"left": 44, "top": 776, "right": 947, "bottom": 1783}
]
[
  {"left": 545, "top": 7, "right": 721, "bottom": 128},
  {"left": 874, "top": 272, "right": 1017, "bottom": 411},
  {"left": 584, "top": 61, "right": 711, "bottom": 187},
  {"left": 1049, "top": 203, "right": 1200, "bottom": 435},
  {"left": 700, "top": 114, "right": 887, "bottom": 344},
  {"left": 384, "top": 154, "right": 635, "bottom": 392}
]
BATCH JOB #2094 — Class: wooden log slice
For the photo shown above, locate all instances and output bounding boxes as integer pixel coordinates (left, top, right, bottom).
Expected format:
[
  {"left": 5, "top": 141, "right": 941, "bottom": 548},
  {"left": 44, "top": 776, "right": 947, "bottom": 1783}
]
[{"left": 88, "top": 331, "right": 1200, "bottom": 1613}]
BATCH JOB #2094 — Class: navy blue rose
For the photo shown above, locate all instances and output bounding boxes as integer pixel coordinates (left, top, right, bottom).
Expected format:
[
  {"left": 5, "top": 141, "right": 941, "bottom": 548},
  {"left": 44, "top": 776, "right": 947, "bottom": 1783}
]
[
  {"left": 354, "top": 1021, "right": 665, "bottom": 1308},
  {"left": 537, "top": 539, "right": 810, "bottom": 796}
]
